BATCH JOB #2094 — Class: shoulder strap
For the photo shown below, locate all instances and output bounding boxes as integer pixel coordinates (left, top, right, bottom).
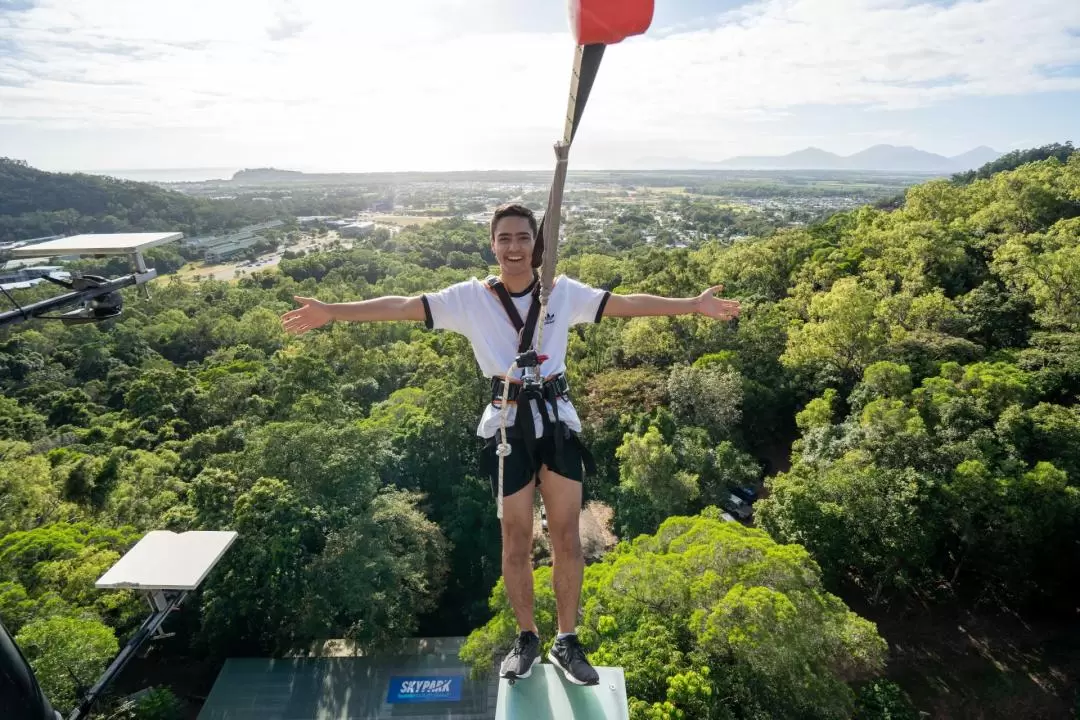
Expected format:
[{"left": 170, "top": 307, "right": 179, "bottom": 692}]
[
  {"left": 487, "top": 276, "right": 542, "bottom": 353},
  {"left": 486, "top": 276, "right": 524, "bottom": 333}
]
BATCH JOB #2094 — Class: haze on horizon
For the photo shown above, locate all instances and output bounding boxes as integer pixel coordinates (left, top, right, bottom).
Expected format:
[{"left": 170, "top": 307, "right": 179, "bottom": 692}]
[{"left": 1, "top": 0, "right": 1078, "bottom": 175}]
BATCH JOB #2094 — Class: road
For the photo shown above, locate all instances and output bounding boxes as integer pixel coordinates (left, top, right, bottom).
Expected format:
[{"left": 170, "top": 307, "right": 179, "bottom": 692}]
[{"left": 176, "top": 231, "right": 349, "bottom": 282}]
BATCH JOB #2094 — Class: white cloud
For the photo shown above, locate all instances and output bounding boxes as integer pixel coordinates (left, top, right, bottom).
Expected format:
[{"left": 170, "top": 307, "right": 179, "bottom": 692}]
[{"left": 0, "top": 0, "right": 1077, "bottom": 170}]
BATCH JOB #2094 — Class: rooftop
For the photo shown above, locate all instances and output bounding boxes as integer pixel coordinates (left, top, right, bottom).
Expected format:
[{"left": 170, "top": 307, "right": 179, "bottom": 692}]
[
  {"left": 198, "top": 637, "right": 496, "bottom": 720},
  {"left": 6, "top": 232, "right": 183, "bottom": 258}
]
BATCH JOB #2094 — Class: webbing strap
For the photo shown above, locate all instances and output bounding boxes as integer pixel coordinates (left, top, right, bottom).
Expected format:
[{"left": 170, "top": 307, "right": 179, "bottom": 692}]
[
  {"left": 535, "top": 42, "right": 606, "bottom": 278},
  {"left": 486, "top": 276, "right": 542, "bottom": 354},
  {"left": 565, "top": 43, "right": 606, "bottom": 146}
]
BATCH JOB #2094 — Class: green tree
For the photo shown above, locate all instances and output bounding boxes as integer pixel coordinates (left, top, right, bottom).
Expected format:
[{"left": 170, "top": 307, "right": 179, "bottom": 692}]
[
  {"left": 198, "top": 477, "right": 322, "bottom": 654},
  {"left": 666, "top": 364, "right": 743, "bottom": 440},
  {"left": 615, "top": 425, "right": 699, "bottom": 536},
  {"left": 781, "top": 278, "right": 886, "bottom": 385},
  {"left": 854, "top": 680, "right": 919, "bottom": 719},
  {"left": 301, "top": 488, "right": 448, "bottom": 644},
  {"left": 0, "top": 441, "right": 66, "bottom": 535},
  {"left": 102, "top": 687, "right": 184, "bottom": 720},
  {"left": 15, "top": 614, "right": 119, "bottom": 714},
  {"left": 993, "top": 218, "right": 1080, "bottom": 331},
  {"left": 0, "top": 396, "right": 48, "bottom": 440},
  {"left": 462, "top": 514, "right": 887, "bottom": 720},
  {"left": 621, "top": 317, "right": 681, "bottom": 367},
  {"left": 952, "top": 141, "right": 1075, "bottom": 183},
  {"left": 760, "top": 358, "right": 1080, "bottom": 609},
  {"left": 757, "top": 456, "right": 936, "bottom": 601}
]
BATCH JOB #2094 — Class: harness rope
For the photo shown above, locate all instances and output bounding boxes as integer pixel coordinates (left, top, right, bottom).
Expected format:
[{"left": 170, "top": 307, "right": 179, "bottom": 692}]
[{"left": 495, "top": 44, "right": 604, "bottom": 519}]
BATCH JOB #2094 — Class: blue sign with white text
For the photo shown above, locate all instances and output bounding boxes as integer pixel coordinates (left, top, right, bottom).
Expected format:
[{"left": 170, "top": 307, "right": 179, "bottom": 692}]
[{"left": 387, "top": 675, "right": 463, "bottom": 704}]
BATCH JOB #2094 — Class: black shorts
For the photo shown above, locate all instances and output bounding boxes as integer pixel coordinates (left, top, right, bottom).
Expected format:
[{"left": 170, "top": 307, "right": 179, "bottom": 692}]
[{"left": 481, "top": 427, "right": 588, "bottom": 498}]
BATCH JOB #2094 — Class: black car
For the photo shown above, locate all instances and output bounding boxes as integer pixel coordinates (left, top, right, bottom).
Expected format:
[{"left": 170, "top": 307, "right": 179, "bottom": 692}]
[{"left": 731, "top": 485, "right": 758, "bottom": 504}]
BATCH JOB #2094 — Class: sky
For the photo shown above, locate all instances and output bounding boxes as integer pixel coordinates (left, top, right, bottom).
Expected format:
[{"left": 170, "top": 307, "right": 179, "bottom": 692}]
[{"left": 0, "top": 0, "right": 1078, "bottom": 176}]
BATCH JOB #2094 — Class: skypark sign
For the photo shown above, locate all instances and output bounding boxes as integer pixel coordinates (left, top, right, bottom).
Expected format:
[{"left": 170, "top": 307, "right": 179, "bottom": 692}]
[{"left": 387, "top": 675, "right": 463, "bottom": 704}]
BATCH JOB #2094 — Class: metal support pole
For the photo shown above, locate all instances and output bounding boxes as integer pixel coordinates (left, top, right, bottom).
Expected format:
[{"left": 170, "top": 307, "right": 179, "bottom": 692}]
[
  {"left": 67, "top": 590, "right": 187, "bottom": 720},
  {"left": 132, "top": 251, "right": 152, "bottom": 299}
]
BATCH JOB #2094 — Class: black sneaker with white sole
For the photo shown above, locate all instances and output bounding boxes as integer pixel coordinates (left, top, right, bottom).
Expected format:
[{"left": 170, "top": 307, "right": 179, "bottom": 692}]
[
  {"left": 500, "top": 630, "right": 541, "bottom": 680},
  {"left": 548, "top": 634, "right": 600, "bottom": 686}
]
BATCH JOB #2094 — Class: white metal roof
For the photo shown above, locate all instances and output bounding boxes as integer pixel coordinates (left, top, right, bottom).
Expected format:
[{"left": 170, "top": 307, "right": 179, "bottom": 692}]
[
  {"left": 8, "top": 232, "right": 183, "bottom": 258},
  {"left": 95, "top": 530, "right": 238, "bottom": 591}
]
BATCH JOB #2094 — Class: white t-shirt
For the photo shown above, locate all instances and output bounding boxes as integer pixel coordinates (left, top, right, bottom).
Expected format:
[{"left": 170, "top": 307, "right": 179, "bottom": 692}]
[{"left": 422, "top": 274, "right": 611, "bottom": 439}]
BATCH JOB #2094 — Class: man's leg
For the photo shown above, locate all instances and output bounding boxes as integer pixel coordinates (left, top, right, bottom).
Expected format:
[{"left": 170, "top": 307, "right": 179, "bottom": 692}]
[
  {"left": 536, "top": 466, "right": 583, "bottom": 634},
  {"left": 496, "top": 471, "right": 543, "bottom": 680},
  {"left": 537, "top": 465, "right": 599, "bottom": 685},
  {"left": 501, "top": 477, "right": 538, "bottom": 634}
]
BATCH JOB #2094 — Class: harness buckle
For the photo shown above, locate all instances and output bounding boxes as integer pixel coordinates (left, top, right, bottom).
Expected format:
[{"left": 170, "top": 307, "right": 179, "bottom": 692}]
[
  {"left": 490, "top": 373, "right": 571, "bottom": 404},
  {"left": 515, "top": 350, "right": 549, "bottom": 370}
]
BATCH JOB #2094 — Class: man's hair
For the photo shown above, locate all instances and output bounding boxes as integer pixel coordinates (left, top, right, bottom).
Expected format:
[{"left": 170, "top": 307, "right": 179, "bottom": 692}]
[{"left": 490, "top": 203, "right": 543, "bottom": 268}]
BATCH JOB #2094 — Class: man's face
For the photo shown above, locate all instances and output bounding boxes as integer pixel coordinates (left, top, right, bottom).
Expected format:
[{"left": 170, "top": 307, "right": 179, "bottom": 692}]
[{"left": 491, "top": 216, "right": 535, "bottom": 277}]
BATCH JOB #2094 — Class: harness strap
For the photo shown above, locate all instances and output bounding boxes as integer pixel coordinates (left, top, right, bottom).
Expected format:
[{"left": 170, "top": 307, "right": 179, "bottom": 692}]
[
  {"left": 490, "top": 373, "right": 596, "bottom": 478},
  {"left": 486, "top": 276, "right": 542, "bottom": 353},
  {"left": 487, "top": 275, "right": 576, "bottom": 475},
  {"left": 491, "top": 374, "right": 569, "bottom": 403},
  {"left": 486, "top": 276, "right": 524, "bottom": 333}
]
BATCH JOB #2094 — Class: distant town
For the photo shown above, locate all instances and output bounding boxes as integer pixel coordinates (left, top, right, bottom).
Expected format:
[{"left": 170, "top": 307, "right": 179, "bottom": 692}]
[{"left": 2, "top": 168, "right": 932, "bottom": 287}]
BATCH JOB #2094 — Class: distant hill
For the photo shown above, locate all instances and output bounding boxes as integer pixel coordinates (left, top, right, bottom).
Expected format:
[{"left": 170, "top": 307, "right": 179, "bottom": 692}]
[
  {"left": 223, "top": 167, "right": 560, "bottom": 186},
  {"left": 948, "top": 146, "right": 1002, "bottom": 170},
  {"left": 0, "top": 157, "right": 280, "bottom": 244},
  {"left": 714, "top": 144, "right": 1002, "bottom": 172},
  {"left": 231, "top": 168, "right": 307, "bottom": 184}
]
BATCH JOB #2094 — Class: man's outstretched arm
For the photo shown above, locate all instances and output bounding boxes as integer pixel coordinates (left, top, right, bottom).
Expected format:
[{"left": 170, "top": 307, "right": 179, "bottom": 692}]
[
  {"left": 282, "top": 295, "right": 425, "bottom": 335},
  {"left": 603, "top": 285, "right": 740, "bottom": 321}
]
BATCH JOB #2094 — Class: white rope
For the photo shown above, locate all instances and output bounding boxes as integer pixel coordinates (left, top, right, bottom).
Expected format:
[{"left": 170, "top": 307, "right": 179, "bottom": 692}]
[
  {"left": 495, "top": 299, "right": 549, "bottom": 521},
  {"left": 496, "top": 359, "right": 517, "bottom": 521}
]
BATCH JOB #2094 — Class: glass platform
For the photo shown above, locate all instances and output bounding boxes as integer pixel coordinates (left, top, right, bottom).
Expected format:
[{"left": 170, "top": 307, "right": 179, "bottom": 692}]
[{"left": 495, "top": 665, "right": 628, "bottom": 720}]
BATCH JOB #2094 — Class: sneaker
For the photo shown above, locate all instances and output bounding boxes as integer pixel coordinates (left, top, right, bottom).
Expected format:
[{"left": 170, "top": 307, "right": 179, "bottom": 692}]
[
  {"left": 500, "top": 630, "right": 541, "bottom": 679},
  {"left": 548, "top": 634, "right": 600, "bottom": 686}
]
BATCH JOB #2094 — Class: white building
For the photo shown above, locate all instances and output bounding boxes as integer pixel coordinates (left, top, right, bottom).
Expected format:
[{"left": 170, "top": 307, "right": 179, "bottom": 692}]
[{"left": 339, "top": 221, "right": 375, "bottom": 239}]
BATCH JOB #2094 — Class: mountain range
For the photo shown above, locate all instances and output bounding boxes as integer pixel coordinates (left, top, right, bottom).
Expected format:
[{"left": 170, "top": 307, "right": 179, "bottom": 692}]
[
  {"left": 715, "top": 145, "right": 1001, "bottom": 172},
  {"left": 637, "top": 145, "right": 1002, "bottom": 172}
]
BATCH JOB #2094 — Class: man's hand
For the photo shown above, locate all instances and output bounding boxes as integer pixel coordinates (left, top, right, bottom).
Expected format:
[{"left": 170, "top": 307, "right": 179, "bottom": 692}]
[
  {"left": 282, "top": 296, "right": 332, "bottom": 335},
  {"left": 695, "top": 285, "right": 741, "bottom": 321}
]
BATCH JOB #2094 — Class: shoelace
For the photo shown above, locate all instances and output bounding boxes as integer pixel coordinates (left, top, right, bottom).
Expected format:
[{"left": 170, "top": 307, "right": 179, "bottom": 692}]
[
  {"left": 560, "top": 636, "right": 589, "bottom": 665},
  {"left": 508, "top": 632, "right": 533, "bottom": 660}
]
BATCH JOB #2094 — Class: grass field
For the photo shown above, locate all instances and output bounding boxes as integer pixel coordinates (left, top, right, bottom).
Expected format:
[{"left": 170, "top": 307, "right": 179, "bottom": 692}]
[
  {"left": 371, "top": 215, "right": 448, "bottom": 227},
  {"left": 173, "top": 260, "right": 282, "bottom": 284},
  {"left": 175, "top": 261, "right": 246, "bottom": 282},
  {"left": 640, "top": 185, "right": 690, "bottom": 195}
]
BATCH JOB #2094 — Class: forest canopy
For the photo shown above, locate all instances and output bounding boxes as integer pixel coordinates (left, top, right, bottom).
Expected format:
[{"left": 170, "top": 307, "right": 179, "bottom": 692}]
[{"left": 1, "top": 148, "right": 1078, "bottom": 718}]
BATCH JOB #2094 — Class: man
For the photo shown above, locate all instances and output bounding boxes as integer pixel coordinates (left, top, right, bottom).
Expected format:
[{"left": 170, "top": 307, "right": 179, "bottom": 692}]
[{"left": 281, "top": 203, "right": 740, "bottom": 686}]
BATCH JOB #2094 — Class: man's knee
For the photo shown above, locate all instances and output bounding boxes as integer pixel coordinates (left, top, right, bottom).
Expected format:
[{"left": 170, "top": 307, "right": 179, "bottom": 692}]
[
  {"left": 501, "top": 520, "right": 533, "bottom": 565},
  {"left": 549, "top": 523, "right": 582, "bottom": 560}
]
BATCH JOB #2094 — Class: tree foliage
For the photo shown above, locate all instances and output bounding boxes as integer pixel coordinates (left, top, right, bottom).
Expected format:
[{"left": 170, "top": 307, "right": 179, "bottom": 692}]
[
  {"left": 0, "top": 158, "right": 285, "bottom": 243},
  {"left": 14, "top": 614, "right": 119, "bottom": 714},
  {"left": 462, "top": 514, "right": 887, "bottom": 719},
  {"left": 758, "top": 360, "right": 1080, "bottom": 609},
  {"left": 952, "top": 142, "right": 1076, "bottom": 184},
  {"left": 3, "top": 148, "right": 1079, "bottom": 716}
]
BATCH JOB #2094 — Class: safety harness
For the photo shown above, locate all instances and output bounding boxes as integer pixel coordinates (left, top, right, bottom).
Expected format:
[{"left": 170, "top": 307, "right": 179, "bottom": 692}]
[
  {"left": 487, "top": 275, "right": 567, "bottom": 456},
  {"left": 487, "top": 275, "right": 595, "bottom": 518}
]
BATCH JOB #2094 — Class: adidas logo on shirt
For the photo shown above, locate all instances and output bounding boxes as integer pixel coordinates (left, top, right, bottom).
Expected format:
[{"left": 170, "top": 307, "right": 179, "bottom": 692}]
[{"left": 544, "top": 312, "right": 555, "bottom": 325}]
